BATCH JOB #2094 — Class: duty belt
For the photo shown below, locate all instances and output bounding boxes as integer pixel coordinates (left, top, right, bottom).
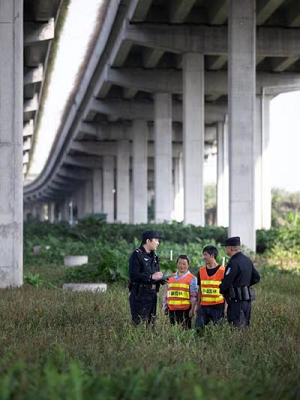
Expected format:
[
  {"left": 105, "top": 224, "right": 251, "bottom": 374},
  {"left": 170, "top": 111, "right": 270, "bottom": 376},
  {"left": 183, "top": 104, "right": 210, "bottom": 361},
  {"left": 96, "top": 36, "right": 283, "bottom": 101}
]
[
  {"left": 143, "top": 283, "right": 157, "bottom": 290},
  {"left": 132, "top": 282, "right": 157, "bottom": 291}
]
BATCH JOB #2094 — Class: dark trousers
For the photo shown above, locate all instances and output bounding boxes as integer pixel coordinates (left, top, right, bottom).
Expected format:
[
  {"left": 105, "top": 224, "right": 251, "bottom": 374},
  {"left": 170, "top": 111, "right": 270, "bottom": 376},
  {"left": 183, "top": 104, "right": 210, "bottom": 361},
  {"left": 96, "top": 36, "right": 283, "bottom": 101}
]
[
  {"left": 168, "top": 308, "right": 192, "bottom": 329},
  {"left": 129, "top": 290, "right": 157, "bottom": 325},
  {"left": 195, "top": 305, "right": 224, "bottom": 330},
  {"left": 227, "top": 300, "right": 252, "bottom": 328}
]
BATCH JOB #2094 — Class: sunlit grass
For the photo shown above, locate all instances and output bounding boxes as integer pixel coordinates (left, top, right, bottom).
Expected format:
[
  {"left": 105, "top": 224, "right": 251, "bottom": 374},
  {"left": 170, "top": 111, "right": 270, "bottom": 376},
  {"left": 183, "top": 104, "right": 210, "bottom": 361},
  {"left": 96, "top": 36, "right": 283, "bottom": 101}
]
[{"left": 0, "top": 275, "right": 299, "bottom": 399}]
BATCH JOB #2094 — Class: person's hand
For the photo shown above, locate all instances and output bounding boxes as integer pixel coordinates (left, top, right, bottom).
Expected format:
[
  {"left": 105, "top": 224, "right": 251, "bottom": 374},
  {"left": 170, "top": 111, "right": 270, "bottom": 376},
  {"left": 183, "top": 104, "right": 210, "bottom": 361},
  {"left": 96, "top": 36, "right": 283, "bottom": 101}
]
[
  {"left": 164, "top": 308, "right": 168, "bottom": 316},
  {"left": 152, "top": 271, "right": 163, "bottom": 280},
  {"left": 224, "top": 302, "right": 228, "bottom": 318}
]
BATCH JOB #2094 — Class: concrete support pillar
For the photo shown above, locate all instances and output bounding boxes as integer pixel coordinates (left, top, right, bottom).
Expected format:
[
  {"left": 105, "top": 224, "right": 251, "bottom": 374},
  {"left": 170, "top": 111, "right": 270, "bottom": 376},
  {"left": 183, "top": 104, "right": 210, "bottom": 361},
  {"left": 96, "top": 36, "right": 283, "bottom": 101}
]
[
  {"left": 228, "top": 0, "right": 256, "bottom": 251},
  {"left": 84, "top": 179, "right": 93, "bottom": 216},
  {"left": 255, "top": 96, "right": 263, "bottom": 230},
  {"left": 183, "top": 53, "right": 205, "bottom": 226},
  {"left": 262, "top": 95, "right": 271, "bottom": 229},
  {"left": 92, "top": 168, "right": 103, "bottom": 214},
  {"left": 0, "top": 0, "right": 23, "bottom": 287},
  {"left": 103, "top": 156, "right": 115, "bottom": 223},
  {"left": 31, "top": 204, "right": 37, "bottom": 219},
  {"left": 117, "top": 139, "right": 130, "bottom": 223},
  {"left": 76, "top": 187, "right": 85, "bottom": 220},
  {"left": 36, "top": 203, "right": 44, "bottom": 221},
  {"left": 132, "top": 119, "right": 148, "bottom": 223},
  {"left": 173, "top": 153, "right": 184, "bottom": 222},
  {"left": 23, "top": 203, "right": 29, "bottom": 221},
  {"left": 61, "top": 198, "right": 69, "bottom": 222},
  {"left": 255, "top": 94, "right": 272, "bottom": 229},
  {"left": 217, "top": 117, "right": 229, "bottom": 226},
  {"left": 154, "top": 92, "right": 172, "bottom": 222},
  {"left": 48, "top": 202, "right": 55, "bottom": 223},
  {"left": 69, "top": 198, "right": 74, "bottom": 225}
]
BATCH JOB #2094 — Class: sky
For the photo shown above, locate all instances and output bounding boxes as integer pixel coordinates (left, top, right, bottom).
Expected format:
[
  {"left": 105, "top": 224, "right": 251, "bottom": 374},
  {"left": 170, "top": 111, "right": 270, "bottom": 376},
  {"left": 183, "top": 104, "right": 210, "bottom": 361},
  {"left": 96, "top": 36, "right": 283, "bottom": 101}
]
[
  {"left": 27, "top": 0, "right": 300, "bottom": 194},
  {"left": 27, "top": 0, "right": 103, "bottom": 179},
  {"left": 270, "top": 92, "right": 300, "bottom": 193}
]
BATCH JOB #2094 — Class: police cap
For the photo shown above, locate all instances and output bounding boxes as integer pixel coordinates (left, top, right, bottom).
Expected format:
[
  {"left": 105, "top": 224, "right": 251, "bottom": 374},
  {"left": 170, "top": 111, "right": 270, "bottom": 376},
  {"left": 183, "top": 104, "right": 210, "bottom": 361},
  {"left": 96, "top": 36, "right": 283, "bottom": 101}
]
[
  {"left": 141, "top": 230, "right": 162, "bottom": 242},
  {"left": 222, "top": 236, "right": 241, "bottom": 246}
]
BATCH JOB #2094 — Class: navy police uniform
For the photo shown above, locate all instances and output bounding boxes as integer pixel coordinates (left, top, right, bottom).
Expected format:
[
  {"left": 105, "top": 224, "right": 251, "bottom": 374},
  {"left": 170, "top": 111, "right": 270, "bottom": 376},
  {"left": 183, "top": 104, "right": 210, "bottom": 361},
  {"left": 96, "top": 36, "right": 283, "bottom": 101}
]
[
  {"left": 219, "top": 236, "right": 260, "bottom": 328},
  {"left": 128, "top": 231, "right": 162, "bottom": 325}
]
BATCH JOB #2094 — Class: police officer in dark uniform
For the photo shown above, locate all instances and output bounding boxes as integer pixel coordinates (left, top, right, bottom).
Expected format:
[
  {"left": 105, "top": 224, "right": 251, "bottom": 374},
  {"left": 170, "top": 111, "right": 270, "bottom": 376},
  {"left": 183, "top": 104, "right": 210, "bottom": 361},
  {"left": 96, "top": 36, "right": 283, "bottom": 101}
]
[
  {"left": 219, "top": 236, "right": 260, "bottom": 328},
  {"left": 128, "top": 230, "right": 164, "bottom": 325}
]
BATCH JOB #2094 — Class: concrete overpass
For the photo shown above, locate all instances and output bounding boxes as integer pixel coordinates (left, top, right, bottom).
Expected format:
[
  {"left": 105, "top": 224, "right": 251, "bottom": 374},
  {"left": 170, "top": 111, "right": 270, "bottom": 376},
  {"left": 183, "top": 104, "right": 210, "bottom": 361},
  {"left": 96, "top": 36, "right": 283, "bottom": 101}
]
[
  {"left": 23, "top": 0, "right": 300, "bottom": 247},
  {"left": 3, "top": 0, "right": 300, "bottom": 286}
]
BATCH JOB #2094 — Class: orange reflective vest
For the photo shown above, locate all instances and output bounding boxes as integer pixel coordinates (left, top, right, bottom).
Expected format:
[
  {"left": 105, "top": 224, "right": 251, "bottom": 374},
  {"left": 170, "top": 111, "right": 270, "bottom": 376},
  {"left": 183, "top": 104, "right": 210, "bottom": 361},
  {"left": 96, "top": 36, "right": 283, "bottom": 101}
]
[
  {"left": 199, "top": 266, "right": 225, "bottom": 306},
  {"left": 167, "top": 273, "right": 195, "bottom": 311}
]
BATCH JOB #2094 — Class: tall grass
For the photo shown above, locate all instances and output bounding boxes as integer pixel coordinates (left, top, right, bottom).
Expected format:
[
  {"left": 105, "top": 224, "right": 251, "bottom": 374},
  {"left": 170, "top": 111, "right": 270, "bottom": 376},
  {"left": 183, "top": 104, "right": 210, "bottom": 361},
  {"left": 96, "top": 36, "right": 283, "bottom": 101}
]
[
  {"left": 0, "top": 273, "right": 299, "bottom": 399},
  {"left": 9, "top": 221, "right": 300, "bottom": 398}
]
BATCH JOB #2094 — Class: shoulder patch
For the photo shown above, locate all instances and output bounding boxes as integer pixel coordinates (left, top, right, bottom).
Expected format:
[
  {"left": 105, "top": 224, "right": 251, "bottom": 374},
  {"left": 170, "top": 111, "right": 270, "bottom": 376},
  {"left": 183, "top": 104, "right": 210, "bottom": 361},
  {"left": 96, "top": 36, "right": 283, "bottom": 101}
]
[
  {"left": 225, "top": 267, "right": 231, "bottom": 276},
  {"left": 135, "top": 248, "right": 142, "bottom": 253}
]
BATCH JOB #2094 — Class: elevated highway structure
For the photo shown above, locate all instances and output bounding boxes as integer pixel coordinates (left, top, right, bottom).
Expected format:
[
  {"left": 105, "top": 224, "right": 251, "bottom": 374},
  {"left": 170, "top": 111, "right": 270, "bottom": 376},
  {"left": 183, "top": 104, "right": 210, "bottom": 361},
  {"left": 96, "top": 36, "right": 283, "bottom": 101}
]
[{"left": 4, "top": 0, "right": 300, "bottom": 287}]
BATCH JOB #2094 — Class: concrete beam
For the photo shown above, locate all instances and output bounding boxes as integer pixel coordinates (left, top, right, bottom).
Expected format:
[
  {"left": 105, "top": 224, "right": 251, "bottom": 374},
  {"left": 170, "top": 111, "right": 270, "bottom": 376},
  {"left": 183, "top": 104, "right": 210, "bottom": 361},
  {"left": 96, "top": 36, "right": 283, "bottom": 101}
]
[
  {"left": 256, "top": 0, "right": 285, "bottom": 25},
  {"left": 143, "top": 48, "right": 164, "bottom": 68},
  {"left": 123, "top": 22, "right": 300, "bottom": 57},
  {"left": 70, "top": 140, "right": 186, "bottom": 159},
  {"left": 85, "top": 97, "right": 227, "bottom": 123},
  {"left": 206, "top": 55, "right": 228, "bottom": 70},
  {"left": 53, "top": 176, "right": 79, "bottom": 187},
  {"left": 285, "top": 0, "right": 300, "bottom": 27},
  {"left": 63, "top": 155, "right": 102, "bottom": 169},
  {"left": 272, "top": 57, "right": 299, "bottom": 72},
  {"left": 123, "top": 87, "right": 138, "bottom": 99},
  {"left": 33, "top": 0, "right": 60, "bottom": 21},
  {"left": 24, "top": 18, "right": 55, "bottom": 46},
  {"left": 168, "top": 0, "right": 197, "bottom": 23},
  {"left": 23, "top": 152, "right": 29, "bottom": 164},
  {"left": 24, "top": 93, "right": 38, "bottom": 113},
  {"left": 24, "top": 64, "right": 43, "bottom": 85},
  {"left": 124, "top": 22, "right": 227, "bottom": 55},
  {"left": 58, "top": 168, "right": 92, "bottom": 181},
  {"left": 112, "top": 39, "right": 132, "bottom": 67},
  {"left": 23, "top": 138, "right": 31, "bottom": 152},
  {"left": 48, "top": 182, "right": 73, "bottom": 192},
  {"left": 107, "top": 67, "right": 182, "bottom": 94},
  {"left": 104, "top": 67, "right": 300, "bottom": 96},
  {"left": 209, "top": 0, "right": 228, "bottom": 25},
  {"left": 128, "top": 0, "right": 153, "bottom": 21},
  {"left": 23, "top": 120, "right": 34, "bottom": 137},
  {"left": 70, "top": 141, "right": 117, "bottom": 157}
]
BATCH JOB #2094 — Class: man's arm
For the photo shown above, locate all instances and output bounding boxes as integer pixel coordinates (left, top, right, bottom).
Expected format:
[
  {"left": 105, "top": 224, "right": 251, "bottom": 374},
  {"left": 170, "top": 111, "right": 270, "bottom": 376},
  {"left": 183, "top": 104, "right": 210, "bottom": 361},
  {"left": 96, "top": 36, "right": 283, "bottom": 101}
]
[
  {"left": 129, "top": 252, "right": 163, "bottom": 283},
  {"left": 250, "top": 265, "right": 260, "bottom": 286},
  {"left": 219, "top": 261, "right": 239, "bottom": 294},
  {"left": 129, "top": 252, "right": 153, "bottom": 283}
]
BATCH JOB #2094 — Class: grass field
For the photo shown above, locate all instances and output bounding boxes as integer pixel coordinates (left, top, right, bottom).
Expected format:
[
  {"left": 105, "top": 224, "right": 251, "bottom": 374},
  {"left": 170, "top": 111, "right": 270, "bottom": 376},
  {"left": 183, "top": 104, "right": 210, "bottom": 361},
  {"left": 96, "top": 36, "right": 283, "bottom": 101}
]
[{"left": 0, "top": 262, "right": 299, "bottom": 399}]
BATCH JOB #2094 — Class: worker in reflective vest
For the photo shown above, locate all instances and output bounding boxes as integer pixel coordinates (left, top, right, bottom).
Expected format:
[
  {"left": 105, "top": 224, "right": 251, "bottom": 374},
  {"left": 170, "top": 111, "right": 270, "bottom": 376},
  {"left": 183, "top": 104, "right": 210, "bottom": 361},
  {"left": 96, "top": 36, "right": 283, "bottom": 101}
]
[
  {"left": 195, "top": 245, "right": 226, "bottom": 332},
  {"left": 163, "top": 255, "right": 198, "bottom": 329}
]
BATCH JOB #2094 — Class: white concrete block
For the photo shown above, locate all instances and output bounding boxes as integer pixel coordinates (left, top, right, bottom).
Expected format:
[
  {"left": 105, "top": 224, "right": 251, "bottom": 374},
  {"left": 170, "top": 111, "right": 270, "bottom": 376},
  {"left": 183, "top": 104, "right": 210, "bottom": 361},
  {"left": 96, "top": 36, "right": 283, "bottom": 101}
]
[
  {"left": 63, "top": 255, "right": 88, "bottom": 267},
  {"left": 63, "top": 283, "right": 107, "bottom": 292}
]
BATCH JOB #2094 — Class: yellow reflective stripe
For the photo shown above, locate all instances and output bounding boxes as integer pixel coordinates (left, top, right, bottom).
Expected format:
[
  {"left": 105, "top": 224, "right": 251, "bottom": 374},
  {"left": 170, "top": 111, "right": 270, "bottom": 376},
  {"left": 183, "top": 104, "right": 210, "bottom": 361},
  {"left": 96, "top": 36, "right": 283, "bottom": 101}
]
[
  {"left": 201, "top": 287, "right": 221, "bottom": 295},
  {"left": 201, "top": 280, "right": 222, "bottom": 285},
  {"left": 201, "top": 295, "right": 224, "bottom": 303},
  {"left": 167, "top": 290, "right": 190, "bottom": 299},
  {"left": 168, "top": 283, "right": 189, "bottom": 289},
  {"left": 168, "top": 300, "right": 191, "bottom": 305}
]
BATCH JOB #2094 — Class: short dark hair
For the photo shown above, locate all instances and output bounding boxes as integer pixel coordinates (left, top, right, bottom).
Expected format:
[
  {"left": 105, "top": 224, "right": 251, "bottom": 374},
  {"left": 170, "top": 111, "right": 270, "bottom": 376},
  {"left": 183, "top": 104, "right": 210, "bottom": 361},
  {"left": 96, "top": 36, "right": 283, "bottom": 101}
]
[
  {"left": 141, "top": 230, "right": 161, "bottom": 244},
  {"left": 203, "top": 245, "right": 218, "bottom": 259},
  {"left": 176, "top": 254, "right": 190, "bottom": 265}
]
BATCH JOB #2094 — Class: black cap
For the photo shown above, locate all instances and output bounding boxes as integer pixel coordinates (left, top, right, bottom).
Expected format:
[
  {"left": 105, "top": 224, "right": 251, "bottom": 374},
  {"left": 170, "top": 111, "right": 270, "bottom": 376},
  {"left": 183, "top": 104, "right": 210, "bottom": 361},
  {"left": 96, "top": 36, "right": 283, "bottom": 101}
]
[
  {"left": 141, "top": 230, "right": 161, "bottom": 242},
  {"left": 222, "top": 236, "right": 241, "bottom": 246}
]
